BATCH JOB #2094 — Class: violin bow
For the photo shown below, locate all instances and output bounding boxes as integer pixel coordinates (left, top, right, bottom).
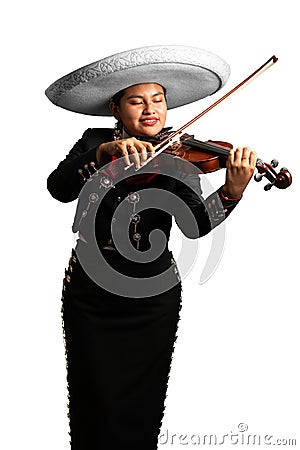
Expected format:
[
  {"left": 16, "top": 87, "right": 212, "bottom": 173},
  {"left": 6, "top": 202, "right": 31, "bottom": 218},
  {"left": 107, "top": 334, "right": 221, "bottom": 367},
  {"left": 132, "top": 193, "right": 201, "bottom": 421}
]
[
  {"left": 126, "top": 55, "right": 292, "bottom": 190},
  {"left": 151, "top": 55, "right": 278, "bottom": 155}
]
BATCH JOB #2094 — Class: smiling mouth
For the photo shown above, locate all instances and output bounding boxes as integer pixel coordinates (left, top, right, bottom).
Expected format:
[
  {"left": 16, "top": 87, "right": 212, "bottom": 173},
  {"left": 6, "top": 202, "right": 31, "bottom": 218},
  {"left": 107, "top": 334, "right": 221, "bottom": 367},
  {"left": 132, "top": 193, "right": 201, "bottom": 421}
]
[{"left": 140, "top": 118, "right": 159, "bottom": 126}]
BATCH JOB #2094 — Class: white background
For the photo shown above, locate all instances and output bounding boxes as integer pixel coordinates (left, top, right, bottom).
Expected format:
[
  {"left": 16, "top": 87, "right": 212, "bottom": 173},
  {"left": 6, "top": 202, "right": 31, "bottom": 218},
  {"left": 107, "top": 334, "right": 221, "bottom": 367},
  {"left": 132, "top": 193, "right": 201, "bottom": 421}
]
[{"left": 1, "top": 0, "right": 299, "bottom": 449}]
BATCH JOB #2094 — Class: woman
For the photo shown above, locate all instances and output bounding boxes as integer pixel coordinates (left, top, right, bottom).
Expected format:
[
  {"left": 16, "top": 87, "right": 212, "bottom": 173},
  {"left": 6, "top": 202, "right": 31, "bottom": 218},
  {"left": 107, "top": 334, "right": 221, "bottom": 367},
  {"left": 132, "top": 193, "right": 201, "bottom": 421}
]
[{"left": 46, "top": 46, "right": 256, "bottom": 450}]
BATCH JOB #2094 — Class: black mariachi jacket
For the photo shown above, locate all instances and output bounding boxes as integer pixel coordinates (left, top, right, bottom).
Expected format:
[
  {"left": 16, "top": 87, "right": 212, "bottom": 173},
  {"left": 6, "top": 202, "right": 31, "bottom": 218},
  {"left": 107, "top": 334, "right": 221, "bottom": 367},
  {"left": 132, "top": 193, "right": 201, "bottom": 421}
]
[{"left": 47, "top": 128, "right": 240, "bottom": 254}]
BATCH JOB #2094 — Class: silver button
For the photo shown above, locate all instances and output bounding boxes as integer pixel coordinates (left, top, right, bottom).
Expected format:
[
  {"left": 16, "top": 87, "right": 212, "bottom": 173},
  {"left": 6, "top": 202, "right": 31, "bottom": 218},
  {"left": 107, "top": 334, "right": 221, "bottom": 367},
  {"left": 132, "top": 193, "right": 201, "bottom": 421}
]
[
  {"left": 130, "top": 214, "right": 140, "bottom": 224},
  {"left": 99, "top": 176, "right": 113, "bottom": 189},
  {"left": 89, "top": 192, "right": 99, "bottom": 203},
  {"left": 127, "top": 192, "right": 140, "bottom": 204}
]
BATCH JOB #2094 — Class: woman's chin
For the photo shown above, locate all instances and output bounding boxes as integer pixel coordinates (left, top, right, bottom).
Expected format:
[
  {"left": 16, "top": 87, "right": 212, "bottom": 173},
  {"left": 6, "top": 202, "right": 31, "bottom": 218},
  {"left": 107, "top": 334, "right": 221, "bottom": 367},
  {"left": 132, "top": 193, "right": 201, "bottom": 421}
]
[{"left": 138, "top": 125, "right": 163, "bottom": 137}]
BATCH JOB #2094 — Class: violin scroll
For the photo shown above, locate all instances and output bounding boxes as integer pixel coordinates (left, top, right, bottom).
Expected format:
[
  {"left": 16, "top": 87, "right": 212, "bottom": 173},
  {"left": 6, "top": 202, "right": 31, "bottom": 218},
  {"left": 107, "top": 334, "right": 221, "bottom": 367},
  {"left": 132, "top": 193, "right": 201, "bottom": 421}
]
[{"left": 255, "top": 159, "right": 292, "bottom": 190}]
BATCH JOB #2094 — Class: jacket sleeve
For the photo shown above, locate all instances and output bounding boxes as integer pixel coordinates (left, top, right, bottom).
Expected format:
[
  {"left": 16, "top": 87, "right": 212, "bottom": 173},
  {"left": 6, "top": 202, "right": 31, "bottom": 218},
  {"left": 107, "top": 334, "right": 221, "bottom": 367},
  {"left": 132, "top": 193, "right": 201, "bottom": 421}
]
[
  {"left": 47, "top": 128, "right": 112, "bottom": 203},
  {"left": 174, "top": 173, "right": 241, "bottom": 238}
]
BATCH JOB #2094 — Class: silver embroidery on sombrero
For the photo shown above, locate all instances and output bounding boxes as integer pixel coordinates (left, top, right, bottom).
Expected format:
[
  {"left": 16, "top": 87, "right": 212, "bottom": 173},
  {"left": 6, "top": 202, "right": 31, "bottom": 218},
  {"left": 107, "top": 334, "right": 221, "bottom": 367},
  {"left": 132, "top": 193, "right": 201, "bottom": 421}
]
[
  {"left": 47, "top": 46, "right": 228, "bottom": 101},
  {"left": 45, "top": 45, "right": 230, "bottom": 115}
]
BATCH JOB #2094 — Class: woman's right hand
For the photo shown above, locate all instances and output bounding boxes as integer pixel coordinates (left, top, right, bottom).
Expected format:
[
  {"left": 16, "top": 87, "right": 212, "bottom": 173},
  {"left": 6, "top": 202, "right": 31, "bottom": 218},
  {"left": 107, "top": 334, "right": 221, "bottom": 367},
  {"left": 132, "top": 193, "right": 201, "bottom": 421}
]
[{"left": 96, "top": 137, "right": 155, "bottom": 169}]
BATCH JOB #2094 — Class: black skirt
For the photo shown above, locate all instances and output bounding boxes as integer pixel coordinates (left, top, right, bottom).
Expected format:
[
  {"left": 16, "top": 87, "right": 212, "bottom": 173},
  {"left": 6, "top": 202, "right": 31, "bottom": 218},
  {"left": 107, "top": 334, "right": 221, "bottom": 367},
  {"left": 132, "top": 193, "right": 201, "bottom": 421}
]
[{"left": 61, "top": 248, "right": 182, "bottom": 450}]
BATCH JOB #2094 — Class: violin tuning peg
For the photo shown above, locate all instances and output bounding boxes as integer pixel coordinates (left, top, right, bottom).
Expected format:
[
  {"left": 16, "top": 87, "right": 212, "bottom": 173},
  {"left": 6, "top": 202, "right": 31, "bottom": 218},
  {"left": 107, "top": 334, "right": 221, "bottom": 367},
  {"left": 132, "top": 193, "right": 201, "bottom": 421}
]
[
  {"left": 254, "top": 172, "right": 264, "bottom": 182},
  {"left": 271, "top": 159, "right": 279, "bottom": 168},
  {"left": 264, "top": 181, "right": 275, "bottom": 191}
]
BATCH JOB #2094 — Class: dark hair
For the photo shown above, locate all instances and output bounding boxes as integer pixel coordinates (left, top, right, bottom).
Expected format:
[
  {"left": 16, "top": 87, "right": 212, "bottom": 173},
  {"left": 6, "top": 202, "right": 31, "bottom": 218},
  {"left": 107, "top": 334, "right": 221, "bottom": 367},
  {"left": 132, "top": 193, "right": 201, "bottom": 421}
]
[
  {"left": 110, "top": 84, "right": 167, "bottom": 106},
  {"left": 110, "top": 88, "right": 126, "bottom": 106}
]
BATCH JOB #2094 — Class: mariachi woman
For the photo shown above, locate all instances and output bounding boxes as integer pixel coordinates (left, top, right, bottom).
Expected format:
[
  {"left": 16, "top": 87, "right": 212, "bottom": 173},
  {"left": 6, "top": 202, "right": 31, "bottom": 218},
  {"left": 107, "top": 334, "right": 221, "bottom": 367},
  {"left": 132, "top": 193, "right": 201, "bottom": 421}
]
[{"left": 46, "top": 46, "right": 256, "bottom": 450}]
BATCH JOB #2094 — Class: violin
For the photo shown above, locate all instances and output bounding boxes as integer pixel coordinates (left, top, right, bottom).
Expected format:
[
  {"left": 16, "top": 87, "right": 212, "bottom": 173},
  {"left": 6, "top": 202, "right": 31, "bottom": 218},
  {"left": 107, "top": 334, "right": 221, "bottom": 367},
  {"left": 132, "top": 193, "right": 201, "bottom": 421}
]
[
  {"left": 136, "top": 55, "right": 292, "bottom": 191},
  {"left": 163, "top": 135, "right": 292, "bottom": 191}
]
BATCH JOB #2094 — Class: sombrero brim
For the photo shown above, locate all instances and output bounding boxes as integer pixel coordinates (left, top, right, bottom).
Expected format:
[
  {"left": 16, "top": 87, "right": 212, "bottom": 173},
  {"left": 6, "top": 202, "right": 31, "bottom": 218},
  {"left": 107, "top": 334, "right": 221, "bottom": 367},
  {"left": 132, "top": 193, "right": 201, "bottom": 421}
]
[{"left": 45, "top": 45, "right": 230, "bottom": 116}]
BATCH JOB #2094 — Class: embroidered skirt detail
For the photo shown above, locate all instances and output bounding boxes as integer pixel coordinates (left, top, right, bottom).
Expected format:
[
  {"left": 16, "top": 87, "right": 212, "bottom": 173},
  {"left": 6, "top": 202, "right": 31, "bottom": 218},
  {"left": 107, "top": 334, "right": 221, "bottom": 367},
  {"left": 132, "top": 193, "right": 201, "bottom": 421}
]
[{"left": 61, "top": 249, "right": 182, "bottom": 450}]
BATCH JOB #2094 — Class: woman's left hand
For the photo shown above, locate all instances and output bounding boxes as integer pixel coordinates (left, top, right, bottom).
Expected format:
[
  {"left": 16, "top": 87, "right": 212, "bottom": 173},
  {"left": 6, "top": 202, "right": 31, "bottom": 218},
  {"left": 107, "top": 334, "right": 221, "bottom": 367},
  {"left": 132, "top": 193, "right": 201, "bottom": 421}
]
[{"left": 222, "top": 147, "right": 257, "bottom": 199}]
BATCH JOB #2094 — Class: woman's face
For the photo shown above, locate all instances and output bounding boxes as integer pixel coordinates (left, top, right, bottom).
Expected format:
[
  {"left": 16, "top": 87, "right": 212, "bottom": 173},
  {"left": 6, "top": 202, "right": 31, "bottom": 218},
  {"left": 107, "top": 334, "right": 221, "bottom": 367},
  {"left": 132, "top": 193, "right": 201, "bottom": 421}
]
[{"left": 110, "top": 83, "right": 167, "bottom": 137}]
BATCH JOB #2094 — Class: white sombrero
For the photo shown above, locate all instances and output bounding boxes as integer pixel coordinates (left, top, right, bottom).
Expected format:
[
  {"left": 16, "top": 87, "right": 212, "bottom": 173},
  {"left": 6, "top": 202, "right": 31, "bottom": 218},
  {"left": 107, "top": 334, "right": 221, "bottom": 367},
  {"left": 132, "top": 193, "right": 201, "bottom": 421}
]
[{"left": 45, "top": 45, "right": 230, "bottom": 116}]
